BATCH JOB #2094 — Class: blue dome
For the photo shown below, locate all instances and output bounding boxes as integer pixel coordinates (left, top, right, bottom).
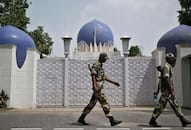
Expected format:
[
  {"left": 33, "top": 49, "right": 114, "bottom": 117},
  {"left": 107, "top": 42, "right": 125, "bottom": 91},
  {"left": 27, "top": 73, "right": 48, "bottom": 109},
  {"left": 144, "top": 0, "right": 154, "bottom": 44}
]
[
  {"left": 157, "top": 24, "right": 191, "bottom": 56},
  {"left": 77, "top": 19, "right": 114, "bottom": 46},
  {"left": 0, "top": 25, "right": 36, "bottom": 68}
]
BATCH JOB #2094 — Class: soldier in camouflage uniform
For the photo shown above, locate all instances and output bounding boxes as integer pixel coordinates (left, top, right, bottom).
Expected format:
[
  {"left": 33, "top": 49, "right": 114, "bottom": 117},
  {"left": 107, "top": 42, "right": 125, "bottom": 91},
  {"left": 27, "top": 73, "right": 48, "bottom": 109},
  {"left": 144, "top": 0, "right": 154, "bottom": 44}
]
[
  {"left": 149, "top": 53, "right": 191, "bottom": 127},
  {"left": 78, "top": 53, "right": 122, "bottom": 126}
]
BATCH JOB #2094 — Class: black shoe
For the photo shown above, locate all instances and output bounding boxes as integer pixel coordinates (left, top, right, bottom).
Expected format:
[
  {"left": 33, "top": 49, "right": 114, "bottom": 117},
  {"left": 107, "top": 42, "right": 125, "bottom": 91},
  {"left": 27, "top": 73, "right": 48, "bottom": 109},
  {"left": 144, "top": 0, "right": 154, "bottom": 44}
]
[
  {"left": 111, "top": 120, "right": 122, "bottom": 126},
  {"left": 179, "top": 116, "right": 191, "bottom": 127},
  {"left": 149, "top": 117, "right": 161, "bottom": 127},
  {"left": 78, "top": 114, "right": 89, "bottom": 125},
  {"left": 78, "top": 119, "right": 89, "bottom": 125},
  {"left": 109, "top": 116, "right": 122, "bottom": 126}
]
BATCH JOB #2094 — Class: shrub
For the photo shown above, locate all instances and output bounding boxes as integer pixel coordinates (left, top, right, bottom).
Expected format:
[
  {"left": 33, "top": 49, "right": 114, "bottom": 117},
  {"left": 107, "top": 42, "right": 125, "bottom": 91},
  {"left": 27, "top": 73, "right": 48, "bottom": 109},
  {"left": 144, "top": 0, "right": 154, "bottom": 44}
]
[{"left": 0, "top": 89, "right": 9, "bottom": 108}]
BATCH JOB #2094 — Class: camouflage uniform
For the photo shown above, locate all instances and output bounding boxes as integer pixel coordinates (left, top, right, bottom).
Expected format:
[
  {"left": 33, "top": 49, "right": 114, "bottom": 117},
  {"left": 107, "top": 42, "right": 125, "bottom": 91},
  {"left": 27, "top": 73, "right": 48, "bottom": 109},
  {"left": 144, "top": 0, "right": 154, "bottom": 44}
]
[
  {"left": 152, "top": 62, "right": 184, "bottom": 119},
  {"left": 81, "top": 61, "right": 112, "bottom": 117}
]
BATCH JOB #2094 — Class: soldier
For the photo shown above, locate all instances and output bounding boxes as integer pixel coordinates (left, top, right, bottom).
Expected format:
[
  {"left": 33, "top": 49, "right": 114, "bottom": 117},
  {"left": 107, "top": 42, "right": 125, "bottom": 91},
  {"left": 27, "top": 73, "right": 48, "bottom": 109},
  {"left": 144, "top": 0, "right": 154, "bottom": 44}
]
[
  {"left": 78, "top": 52, "right": 122, "bottom": 126},
  {"left": 149, "top": 53, "right": 191, "bottom": 127}
]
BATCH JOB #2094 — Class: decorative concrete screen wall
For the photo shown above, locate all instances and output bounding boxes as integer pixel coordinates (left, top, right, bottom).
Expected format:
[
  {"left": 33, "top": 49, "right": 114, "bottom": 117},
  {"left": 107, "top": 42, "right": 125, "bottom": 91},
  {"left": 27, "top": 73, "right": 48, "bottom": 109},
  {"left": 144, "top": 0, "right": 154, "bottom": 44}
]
[
  {"left": 68, "top": 58, "right": 124, "bottom": 106},
  {"left": 37, "top": 58, "right": 65, "bottom": 107},
  {"left": 36, "top": 57, "right": 156, "bottom": 107},
  {"left": 127, "top": 57, "right": 156, "bottom": 105}
]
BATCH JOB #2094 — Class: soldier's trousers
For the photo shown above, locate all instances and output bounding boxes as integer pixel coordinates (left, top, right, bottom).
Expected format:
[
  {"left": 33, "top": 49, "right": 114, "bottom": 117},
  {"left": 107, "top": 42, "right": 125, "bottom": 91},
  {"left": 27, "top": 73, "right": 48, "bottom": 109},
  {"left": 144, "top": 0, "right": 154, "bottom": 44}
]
[
  {"left": 81, "top": 89, "right": 112, "bottom": 117},
  {"left": 152, "top": 93, "right": 184, "bottom": 119}
]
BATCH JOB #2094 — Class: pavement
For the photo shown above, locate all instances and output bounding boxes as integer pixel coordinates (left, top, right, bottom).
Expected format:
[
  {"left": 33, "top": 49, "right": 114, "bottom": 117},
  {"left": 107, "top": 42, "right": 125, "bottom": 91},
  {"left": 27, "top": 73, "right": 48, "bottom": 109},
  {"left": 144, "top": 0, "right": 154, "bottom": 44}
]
[{"left": 0, "top": 106, "right": 191, "bottom": 130}]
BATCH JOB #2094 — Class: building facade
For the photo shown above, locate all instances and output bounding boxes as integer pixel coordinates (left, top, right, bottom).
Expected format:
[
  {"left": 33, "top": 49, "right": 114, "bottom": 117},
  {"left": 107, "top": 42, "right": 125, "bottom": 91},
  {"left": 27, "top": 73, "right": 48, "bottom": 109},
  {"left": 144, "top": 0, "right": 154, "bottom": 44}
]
[
  {"left": 152, "top": 24, "right": 191, "bottom": 108},
  {"left": 1, "top": 21, "right": 190, "bottom": 109}
]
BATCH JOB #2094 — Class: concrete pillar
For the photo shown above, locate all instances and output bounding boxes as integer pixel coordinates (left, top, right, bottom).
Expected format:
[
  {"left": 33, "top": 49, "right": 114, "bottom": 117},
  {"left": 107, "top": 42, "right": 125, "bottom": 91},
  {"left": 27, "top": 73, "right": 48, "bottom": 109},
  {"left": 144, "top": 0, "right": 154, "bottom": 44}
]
[
  {"left": 103, "top": 43, "right": 106, "bottom": 52},
  {"left": 63, "top": 58, "right": 69, "bottom": 107},
  {"left": 94, "top": 42, "right": 98, "bottom": 52},
  {"left": 99, "top": 42, "right": 102, "bottom": 52},
  {"left": 90, "top": 42, "right": 93, "bottom": 52},
  {"left": 85, "top": 43, "right": 88, "bottom": 52},
  {"left": 124, "top": 58, "right": 129, "bottom": 106}
]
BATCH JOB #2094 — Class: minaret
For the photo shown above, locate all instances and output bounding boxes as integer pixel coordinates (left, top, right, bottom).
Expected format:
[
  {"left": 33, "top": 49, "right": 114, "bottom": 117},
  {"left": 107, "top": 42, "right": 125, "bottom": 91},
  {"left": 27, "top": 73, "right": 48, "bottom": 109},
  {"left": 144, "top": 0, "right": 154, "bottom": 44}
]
[{"left": 93, "top": 26, "right": 97, "bottom": 52}]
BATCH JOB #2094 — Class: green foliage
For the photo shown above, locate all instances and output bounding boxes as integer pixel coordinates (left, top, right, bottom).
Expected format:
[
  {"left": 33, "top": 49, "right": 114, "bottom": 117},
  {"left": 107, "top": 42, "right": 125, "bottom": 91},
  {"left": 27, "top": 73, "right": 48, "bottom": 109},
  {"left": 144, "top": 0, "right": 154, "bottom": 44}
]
[
  {"left": 113, "top": 47, "right": 119, "bottom": 52},
  {"left": 0, "top": 89, "right": 9, "bottom": 108},
  {"left": 28, "top": 26, "right": 53, "bottom": 58},
  {"left": 177, "top": 0, "right": 191, "bottom": 26},
  {"left": 0, "top": 0, "right": 30, "bottom": 32},
  {"left": 128, "top": 45, "right": 142, "bottom": 57},
  {"left": 0, "top": 0, "right": 54, "bottom": 57}
]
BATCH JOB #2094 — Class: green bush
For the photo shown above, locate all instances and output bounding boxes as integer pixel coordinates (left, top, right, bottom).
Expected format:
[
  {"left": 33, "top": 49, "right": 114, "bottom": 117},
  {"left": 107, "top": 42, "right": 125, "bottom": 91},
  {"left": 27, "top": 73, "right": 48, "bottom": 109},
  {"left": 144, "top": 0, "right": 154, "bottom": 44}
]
[{"left": 0, "top": 89, "right": 9, "bottom": 108}]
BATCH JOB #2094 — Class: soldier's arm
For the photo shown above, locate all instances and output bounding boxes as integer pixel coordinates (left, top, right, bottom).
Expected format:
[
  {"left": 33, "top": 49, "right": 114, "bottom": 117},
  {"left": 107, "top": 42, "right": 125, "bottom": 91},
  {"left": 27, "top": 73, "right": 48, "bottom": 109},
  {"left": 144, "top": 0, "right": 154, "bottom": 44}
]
[
  {"left": 154, "top": 82, "right": 160, "bottom": 95},
  {"left": 92, "top": 75, "right": 99, "bottom": 92},
  {"left": 164, "top": 78, "right": 174, "bottom": 94},
  {"left": 162, "top": 65, "right": 174, "bottom": 94},
  {"left": 105, "top": 76, "right": 120, "bottom": 87},
  {"left": 154, "top": 66, "right": 162, "bottom": 95},
  {"left": 89, "top": 64, "right": 100, "bottom": 92}
]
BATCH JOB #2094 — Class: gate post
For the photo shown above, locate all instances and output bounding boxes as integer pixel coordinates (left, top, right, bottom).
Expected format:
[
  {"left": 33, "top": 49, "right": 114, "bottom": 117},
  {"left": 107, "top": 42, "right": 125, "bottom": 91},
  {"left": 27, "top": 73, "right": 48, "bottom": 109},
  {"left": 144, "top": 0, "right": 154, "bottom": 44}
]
[
  {"left": 63, "top": 58, "right": 69, "bottom": 107},
  {"left": 124, "top": 58, "right": 129, "bottom": 106}
]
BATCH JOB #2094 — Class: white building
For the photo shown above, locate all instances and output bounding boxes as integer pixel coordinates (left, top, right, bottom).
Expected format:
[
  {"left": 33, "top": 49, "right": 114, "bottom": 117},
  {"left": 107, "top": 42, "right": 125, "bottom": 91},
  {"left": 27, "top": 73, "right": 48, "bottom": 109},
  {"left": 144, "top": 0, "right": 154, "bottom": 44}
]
[
  {"left": 1, "top": 21, "right": 190, "bottom": 109},
  {"left": 152, "top": 24, "right": 191, "bottom": 108},
  {"left": 0, "top": 25, "right": 39, "bottom": 108}
]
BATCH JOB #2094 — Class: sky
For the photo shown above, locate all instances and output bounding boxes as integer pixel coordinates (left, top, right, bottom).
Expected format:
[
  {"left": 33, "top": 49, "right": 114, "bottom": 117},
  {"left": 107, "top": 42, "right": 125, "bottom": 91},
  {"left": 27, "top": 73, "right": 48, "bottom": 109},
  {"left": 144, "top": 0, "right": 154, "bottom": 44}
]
[{"left": 26, "top": 0, "right": 181, "bottom": 57}]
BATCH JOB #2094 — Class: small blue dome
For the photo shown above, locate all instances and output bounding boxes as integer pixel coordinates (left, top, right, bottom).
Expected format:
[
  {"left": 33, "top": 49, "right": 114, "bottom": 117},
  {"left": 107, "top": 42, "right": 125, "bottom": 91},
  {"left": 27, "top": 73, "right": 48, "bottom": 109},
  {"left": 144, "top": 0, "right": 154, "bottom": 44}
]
[
  {"left": 157, "top": 24, "right": 191, "bottom": 56},
  {"left": 0, "top": 25, "right": 36, "bottom": 68},
  {"left": 77, "top": 19, "right": 114, "bottom": 46}
]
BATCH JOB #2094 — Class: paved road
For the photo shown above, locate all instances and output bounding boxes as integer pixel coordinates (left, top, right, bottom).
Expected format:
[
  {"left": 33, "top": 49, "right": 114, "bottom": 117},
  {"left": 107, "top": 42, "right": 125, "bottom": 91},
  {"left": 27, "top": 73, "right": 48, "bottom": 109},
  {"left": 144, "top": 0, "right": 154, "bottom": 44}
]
[{"left": 0, "top": 107, "right": 191, "bottom": 130}]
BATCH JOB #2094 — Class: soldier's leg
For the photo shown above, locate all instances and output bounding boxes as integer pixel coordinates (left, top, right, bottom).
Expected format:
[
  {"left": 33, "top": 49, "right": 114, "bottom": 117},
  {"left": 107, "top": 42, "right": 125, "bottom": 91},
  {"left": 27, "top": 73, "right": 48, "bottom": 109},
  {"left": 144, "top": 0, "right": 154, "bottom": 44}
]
[
  {"left": 152, "top": 94, "right": 168, "bottom": 119},
  {"left": 97, "top": 90, "right": 122, "bottom": 126},
  {"left": 78, "top": 92, "right": 98, "bottom": 125},
  {"left": 168, "top": 94, "right": 184, "bottom": 117},
  {"left": 81, "top": 92, "right": 98, "bottom": 115},
  {"left": 149, "top": 94, "right": 168, "bottom": 127},
  {"left": 97, "top": 90, "right": 112, "bottom": 117},
  {"left": 168, "top": 95, "right": 191, "bottom": 127}
]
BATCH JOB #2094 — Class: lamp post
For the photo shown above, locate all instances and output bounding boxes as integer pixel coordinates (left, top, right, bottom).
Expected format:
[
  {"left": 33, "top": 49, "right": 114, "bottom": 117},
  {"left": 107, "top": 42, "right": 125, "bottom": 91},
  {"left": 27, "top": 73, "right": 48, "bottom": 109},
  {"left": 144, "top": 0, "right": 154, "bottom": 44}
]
[
  {"left": 62, "top": 36, "right": 72, "bottom": 58},
  {"left": 120, "top": 36, "right": 131, "bottom": 57}
]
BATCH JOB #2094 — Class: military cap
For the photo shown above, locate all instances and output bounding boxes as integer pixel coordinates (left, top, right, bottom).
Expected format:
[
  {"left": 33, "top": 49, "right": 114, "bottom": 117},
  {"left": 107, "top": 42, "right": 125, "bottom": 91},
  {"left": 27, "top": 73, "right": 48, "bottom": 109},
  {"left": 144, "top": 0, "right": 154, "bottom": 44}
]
[
  {"left": 166, "top": 53, "right": 176, "bottom": 59},
  {"left": 99, "top": 52, "right": 109, "bottom": 59}
]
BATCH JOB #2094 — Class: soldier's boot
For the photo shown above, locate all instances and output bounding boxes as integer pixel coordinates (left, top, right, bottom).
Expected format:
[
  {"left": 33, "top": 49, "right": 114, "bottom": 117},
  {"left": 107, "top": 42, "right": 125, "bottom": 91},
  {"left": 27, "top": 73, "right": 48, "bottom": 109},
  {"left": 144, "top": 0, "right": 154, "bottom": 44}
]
[
  {"left": 109, "top": 116, "right": 122, "bottom": 126},
  {"left": 78, "top": 114, "right": 89, "bottom": 125},
  {"left": 179, "top": 116, "right": 191, "bottom": 127},
  {"left": 149, "top": 117, "right": 161, "bottom": 127}
]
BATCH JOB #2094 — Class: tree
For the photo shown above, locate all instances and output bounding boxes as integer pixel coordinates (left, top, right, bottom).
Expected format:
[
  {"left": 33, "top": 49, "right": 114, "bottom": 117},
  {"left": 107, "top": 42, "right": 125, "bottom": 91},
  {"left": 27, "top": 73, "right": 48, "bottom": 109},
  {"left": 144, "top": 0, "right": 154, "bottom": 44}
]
[
  {"left": 129, "top": 45, "right": 142, "bottom": 57},
  {"left": 29, "top": 26, "right": 53, "bottom": 58},
  {"left": 177, "top": 0, "right": 191, "bottom": 26},
  {"left": 0, "top": 0, "right": 54, "bottom": 57},
  {"left": 0, "top": 0, "right": 30, "bottom": 32}
]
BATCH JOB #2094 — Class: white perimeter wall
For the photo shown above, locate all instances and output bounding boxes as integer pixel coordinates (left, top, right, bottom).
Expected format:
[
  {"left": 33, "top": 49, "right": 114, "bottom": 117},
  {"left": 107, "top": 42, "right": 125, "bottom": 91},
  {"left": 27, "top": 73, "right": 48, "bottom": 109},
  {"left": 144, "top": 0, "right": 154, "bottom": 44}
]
[
  {"left": 37, "top": 57, "right": 156, "bottom": 107},
  {"left": 0, "top": 45, "right": 39, "bottom": 108}
]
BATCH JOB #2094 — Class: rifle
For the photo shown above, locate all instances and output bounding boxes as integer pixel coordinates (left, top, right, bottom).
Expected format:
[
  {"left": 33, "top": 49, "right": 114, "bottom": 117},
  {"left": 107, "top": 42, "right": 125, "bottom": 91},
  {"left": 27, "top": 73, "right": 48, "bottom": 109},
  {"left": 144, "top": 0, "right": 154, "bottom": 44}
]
[
  {"left": 88, "top": 64, "right": 92, "bottom": 72},
  {"left": 88, "top": 64, "right": 94, "bottom": 90},
  {"left": 88, "top": 64, "right": 93, "bottom": 82}
]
